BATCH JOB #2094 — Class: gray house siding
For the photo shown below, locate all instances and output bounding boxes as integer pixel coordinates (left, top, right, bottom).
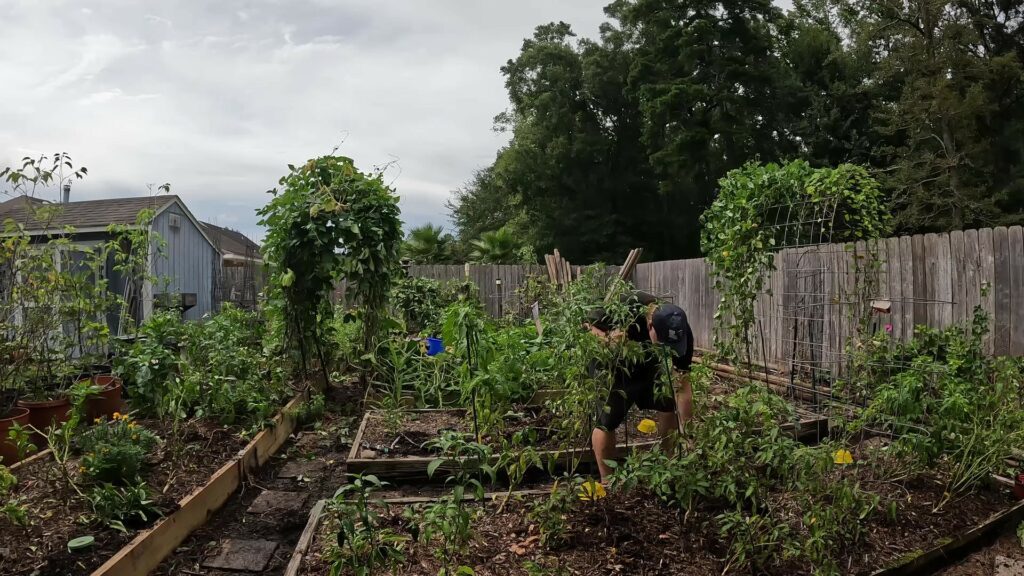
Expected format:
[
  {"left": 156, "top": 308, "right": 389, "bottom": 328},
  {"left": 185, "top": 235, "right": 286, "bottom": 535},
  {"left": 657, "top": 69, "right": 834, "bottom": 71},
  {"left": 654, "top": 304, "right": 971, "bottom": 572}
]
[{"left": 150, "top": 204, "right": 218, "bottom": 320}]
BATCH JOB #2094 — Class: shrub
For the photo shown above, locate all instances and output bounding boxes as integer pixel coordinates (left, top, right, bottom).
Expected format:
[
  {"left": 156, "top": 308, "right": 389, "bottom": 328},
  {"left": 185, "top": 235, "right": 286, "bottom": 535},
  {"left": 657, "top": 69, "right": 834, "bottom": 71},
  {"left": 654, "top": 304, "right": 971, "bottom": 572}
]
[{"left": 78, "top": 412, "right": 159, "bottom": 485}]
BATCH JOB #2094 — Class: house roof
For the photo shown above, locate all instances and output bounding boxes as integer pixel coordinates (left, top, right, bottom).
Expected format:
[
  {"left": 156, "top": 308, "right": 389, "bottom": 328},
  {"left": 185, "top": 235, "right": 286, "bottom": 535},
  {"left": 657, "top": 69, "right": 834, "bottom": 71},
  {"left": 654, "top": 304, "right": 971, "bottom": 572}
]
[
  {"left": 200, "top": 222, "right": 262, "bottom": 261},
  {"left": 0, "top": 195, "right": 177, "bottom": 231}
]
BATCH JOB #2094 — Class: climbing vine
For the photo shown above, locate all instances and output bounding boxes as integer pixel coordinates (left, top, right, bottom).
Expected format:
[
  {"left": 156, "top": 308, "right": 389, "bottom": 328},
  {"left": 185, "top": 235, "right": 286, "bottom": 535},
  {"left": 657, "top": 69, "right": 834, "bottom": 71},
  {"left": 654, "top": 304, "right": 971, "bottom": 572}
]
[
  {"left": 258, "top": 156, "right": 402, "bottom": 378},
  {"left": 700, "top": 160, "right": 889, "bottom": 364}
]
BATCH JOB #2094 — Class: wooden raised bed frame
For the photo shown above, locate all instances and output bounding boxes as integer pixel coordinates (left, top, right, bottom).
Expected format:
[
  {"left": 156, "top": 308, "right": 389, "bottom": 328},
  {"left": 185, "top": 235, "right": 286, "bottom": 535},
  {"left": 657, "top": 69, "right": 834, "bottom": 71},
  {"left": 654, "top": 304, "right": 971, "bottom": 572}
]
[
  {"left": 286, "top": 480, "right": 1024, "bottom": 576},
  {"left": 346, "top": 406, "right": 828, "bottom": 480},
  {"left": 84, "top": 390, "right": 309, "bottom": 576}
]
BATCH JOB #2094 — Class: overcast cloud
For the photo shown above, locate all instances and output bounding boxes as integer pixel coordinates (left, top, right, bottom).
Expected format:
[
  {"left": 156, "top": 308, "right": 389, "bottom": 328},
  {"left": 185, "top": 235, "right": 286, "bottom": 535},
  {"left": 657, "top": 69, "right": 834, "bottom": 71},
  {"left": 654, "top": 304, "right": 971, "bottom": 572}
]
[{"left": 0, "top": 0, "right": 608, "bottom": 241}]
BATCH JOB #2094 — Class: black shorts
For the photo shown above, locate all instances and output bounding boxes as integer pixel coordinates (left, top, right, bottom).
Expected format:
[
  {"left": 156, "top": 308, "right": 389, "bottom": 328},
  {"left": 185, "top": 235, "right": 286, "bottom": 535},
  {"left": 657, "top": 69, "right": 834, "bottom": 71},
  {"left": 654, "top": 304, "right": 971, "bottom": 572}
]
[{"left": 596, "top": 378, "right": 675, "bottom": 431}]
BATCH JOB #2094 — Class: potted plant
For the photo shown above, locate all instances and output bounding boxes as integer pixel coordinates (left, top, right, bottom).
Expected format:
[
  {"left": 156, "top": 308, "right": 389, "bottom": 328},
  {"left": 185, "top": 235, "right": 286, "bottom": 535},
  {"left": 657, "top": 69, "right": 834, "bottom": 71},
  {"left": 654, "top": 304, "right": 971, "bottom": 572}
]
[
  {"left": 0, "top": 397, "right": 30, "bottom": 464},
  {"left": 84, "top": 373, "right": 123, "bottom": 421}
]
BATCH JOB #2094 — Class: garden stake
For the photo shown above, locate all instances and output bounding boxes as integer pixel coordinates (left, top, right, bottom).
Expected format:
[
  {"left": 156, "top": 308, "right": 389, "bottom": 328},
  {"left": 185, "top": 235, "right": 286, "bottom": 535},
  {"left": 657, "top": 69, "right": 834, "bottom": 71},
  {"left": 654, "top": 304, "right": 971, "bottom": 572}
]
[{"left": 466, "top": 329, "right": 480, "bottom": 445}]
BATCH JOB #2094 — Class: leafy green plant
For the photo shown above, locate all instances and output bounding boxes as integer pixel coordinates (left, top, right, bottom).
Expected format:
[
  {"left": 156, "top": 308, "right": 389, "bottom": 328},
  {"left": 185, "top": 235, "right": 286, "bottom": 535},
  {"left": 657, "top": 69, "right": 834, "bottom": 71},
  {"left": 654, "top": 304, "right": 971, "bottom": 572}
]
[
  {"left": 7, "top": 422, "right": 36, "bottom": 461},
  {"left": 86, "top": 482, "right": 160, "bottom": 533},
  {"left": 258, "top": 156, "right": 402, "bottom": 379},
  {"left": 700, "top": 161, "right": 888, "bottom": 364},
  {"left": 0, "top": 464, "right": 28, "bottom": 525},
  {"left": 526, "top": 476, "right": 581, "bottom": 549},
  {"left": 327, "top": 474, "right": 409, "bottom": 576},
  {"left": 78, "top": 412, "right": 159, "bottom": 485}
]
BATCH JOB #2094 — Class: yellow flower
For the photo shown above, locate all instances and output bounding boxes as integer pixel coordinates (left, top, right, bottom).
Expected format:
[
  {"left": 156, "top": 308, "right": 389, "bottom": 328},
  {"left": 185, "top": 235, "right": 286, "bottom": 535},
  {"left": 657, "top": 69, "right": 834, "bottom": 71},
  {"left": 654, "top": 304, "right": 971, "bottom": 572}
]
[
  {"left": 637, "top": 419, "right": 658, "bottom": 435},
  {"left": 93, "top": 417, "right": 102, "bottom": 424},
  {"left": 833, "top": 449, "right": 854, "bottom": 465},
  {"left": 578, "top": 481, "right": 607, "bottom": 502},
  {"left": 127, "top": 422, "right": 137, "bottom": 430},
  {"left": 112, "top": 412, "right": 121, "bottom": 420}
]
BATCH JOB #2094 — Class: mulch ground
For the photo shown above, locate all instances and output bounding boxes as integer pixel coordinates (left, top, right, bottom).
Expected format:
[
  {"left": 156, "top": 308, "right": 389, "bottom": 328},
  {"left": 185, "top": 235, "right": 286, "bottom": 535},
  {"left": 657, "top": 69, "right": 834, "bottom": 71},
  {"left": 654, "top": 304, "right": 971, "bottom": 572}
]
[{"left": 0, "top": 418, "right": 248, "bottom": 576}]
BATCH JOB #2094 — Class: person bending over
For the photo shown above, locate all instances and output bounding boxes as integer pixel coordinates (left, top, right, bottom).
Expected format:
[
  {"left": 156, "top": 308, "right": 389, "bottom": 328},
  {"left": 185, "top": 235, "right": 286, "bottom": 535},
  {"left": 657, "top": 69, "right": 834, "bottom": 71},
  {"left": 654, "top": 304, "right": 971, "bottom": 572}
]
[{"left": 585, "top": 292, "right": 694, "bottom": 483}]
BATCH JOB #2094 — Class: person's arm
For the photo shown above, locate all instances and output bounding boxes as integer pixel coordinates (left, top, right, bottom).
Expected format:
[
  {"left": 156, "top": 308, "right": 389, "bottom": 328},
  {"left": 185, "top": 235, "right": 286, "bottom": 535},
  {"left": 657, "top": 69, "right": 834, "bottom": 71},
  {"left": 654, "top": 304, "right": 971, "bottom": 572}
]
[{"left": 584, "top": 323, "right": 625, "bottom": 343}]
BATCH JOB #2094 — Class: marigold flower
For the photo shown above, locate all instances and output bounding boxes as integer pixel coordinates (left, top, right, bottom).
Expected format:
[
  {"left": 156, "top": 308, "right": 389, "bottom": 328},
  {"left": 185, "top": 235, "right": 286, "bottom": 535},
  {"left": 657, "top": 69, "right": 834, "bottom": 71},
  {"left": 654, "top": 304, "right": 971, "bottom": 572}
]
[
  {"left": 637, "top": 419, "right": 658, "bottom": 435},
  {"left": 93, "top": 417, "right": 102, "bottom": 424},
  {"left": 833, "top": 449, "right": 854, "bottom": 465},
  {"left": 578, "top": 481, "right": 607, "bottom": 502},
  {"left": 112, "top": 412, "right": 121, "bottom": 420}
]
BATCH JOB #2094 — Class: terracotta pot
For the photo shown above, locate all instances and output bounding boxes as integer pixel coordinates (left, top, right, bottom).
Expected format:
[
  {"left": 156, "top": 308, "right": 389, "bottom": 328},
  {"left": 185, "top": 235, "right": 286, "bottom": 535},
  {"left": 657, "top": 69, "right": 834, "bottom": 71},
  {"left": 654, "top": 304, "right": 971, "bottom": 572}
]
[
  {"left": 86, "top": 376, "right": 124, "bottom": 421},
  {"left": 17, "top": 396, "right": 72, "bottom": 444},
  {"left": 0, "top": 407, "right": 31, "bottom": 465},
  {"left": 1014, "top": 473, "right": 1024, "bottom": 500}
]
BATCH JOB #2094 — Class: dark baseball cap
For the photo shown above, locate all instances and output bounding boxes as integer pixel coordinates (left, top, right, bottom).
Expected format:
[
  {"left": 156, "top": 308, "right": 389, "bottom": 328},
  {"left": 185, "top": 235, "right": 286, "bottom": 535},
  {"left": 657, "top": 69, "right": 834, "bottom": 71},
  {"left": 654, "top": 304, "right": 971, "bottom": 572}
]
[{"left": 651, "top": 303, "right": 689, "bottom": 358}]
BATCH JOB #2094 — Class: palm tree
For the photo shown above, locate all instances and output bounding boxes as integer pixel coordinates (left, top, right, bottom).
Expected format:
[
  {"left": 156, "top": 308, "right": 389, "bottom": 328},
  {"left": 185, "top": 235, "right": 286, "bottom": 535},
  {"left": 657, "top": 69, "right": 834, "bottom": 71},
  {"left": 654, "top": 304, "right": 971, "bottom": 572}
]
[
  {"left": 469, "top": 227, "right": 521, "bottom": 263},
  {"left": 402, "top": 224, "right": 452, "bottom": 263}
]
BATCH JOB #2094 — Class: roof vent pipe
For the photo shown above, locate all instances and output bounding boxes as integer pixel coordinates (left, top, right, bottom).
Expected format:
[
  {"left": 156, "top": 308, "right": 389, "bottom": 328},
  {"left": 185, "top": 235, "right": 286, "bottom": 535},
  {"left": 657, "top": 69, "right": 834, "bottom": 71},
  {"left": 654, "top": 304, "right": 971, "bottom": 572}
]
[{"left": 62, "top": 183, "right": 71, "bottom": 204}]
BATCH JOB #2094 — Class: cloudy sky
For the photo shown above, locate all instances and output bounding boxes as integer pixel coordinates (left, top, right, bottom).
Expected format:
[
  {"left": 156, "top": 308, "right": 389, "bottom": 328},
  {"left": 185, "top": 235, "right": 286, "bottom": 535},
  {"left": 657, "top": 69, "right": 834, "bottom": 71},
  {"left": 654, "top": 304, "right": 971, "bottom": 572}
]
[{"left": 0, "top": 1, "right": 609, "bottom": 241}]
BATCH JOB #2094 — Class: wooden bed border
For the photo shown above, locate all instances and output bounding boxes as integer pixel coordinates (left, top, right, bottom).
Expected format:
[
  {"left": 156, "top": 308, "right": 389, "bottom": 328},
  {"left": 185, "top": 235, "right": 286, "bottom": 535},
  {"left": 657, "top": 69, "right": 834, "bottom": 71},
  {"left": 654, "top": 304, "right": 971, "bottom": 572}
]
[{"left": 870, "top": 478, "right": 1024, "bottom": 575}]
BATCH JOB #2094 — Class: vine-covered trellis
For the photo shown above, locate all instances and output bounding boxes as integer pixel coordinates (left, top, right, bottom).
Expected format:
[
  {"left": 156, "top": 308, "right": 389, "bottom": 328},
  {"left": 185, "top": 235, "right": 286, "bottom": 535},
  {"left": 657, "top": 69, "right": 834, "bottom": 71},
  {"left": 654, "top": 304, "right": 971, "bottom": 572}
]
[{"left": 258, "top": 156, "right": 402, "bottom": 382}]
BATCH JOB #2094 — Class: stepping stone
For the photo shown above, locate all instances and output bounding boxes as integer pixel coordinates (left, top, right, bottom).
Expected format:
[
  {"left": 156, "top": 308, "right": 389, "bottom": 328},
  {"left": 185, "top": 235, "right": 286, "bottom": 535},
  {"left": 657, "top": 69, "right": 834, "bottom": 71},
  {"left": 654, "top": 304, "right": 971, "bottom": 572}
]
[
  {"left": 996, "top": 556, "right": 1024, "bottom": 576},
  {"left": 278, "top": 459, "right": 327, "bottom": 479},
  {"left": 247, "top": 490, "right": 307, "bottom": 515},
  {"left": 202, "top": 539, "right": 278, "bottom": 572}
]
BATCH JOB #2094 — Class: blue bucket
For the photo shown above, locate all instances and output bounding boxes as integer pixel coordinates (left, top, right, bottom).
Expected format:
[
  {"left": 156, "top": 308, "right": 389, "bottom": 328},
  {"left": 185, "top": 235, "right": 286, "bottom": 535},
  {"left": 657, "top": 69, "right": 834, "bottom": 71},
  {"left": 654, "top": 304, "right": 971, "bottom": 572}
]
[{"left": 425, "top": 337, "right": 445, "bottom": 356}]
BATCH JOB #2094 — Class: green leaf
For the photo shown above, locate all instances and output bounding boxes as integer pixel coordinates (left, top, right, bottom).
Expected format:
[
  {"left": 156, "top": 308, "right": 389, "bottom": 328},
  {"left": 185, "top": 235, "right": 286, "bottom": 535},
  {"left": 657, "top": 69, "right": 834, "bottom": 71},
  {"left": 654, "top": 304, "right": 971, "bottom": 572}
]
[{"left": 426, "top": 458, "right": 445, "bottom": 478}]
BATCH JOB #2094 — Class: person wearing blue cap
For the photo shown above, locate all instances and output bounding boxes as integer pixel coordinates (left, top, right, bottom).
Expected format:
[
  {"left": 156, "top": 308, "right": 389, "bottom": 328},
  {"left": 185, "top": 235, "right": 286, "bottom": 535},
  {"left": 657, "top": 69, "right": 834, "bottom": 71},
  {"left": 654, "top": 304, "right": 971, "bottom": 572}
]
[{"left": 584, "top": 291, "right": 694, "bottom": 483}]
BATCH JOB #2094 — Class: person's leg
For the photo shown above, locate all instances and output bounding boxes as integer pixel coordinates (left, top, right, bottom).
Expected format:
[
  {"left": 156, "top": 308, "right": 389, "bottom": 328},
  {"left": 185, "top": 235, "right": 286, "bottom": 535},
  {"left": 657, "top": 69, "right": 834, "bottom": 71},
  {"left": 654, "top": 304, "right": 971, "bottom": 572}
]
[
  {"left": 593, "top": 386, "right": 629, "bottom": 483},
  {"left": 654, "top": 410, "right": 679, "bottom": 451},
  {"left": 592, "top": 427, "right": 617, "bottom": 482},
  {"left": 674, "top": 372, "right": 693, "bottom": 433}
]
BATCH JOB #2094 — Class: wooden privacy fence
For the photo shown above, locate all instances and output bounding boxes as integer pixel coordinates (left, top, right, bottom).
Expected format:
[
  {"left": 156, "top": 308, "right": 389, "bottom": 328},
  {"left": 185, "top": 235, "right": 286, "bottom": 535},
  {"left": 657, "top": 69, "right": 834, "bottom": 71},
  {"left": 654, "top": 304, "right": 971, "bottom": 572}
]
[{"left": 404, "top": 226, "right": 1024, "bottom": 363}]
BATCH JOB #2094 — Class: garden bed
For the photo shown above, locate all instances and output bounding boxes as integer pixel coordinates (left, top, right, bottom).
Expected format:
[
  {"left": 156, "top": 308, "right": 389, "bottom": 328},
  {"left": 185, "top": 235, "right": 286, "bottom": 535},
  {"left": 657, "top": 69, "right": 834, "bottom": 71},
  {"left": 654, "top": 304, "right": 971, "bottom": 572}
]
[
  {"left": 346, "top": 397, "right": 828, "bottom": 480},
  {"left": 0, "top": 418, "right": 247, "bottom": 576},
  {"left": 0, "top": 393, "right": 305, "bottom": 576},
  {"left": 296, "top": 473, "right": 1019, "bottom": 576}
]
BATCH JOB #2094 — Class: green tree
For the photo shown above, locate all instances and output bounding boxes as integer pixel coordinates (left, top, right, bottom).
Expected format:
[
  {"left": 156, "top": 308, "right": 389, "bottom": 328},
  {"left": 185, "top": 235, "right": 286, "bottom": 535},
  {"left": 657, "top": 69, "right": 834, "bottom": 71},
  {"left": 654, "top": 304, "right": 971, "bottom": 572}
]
[
  {"left": 402, "top": 224, "right": 454, "bottom": 264},
  {"left": 852, "top": 0, "right": 1024, "bottom": 231},
  {"left": 469, "top": 227, "right": 525, "bottom": 264}
]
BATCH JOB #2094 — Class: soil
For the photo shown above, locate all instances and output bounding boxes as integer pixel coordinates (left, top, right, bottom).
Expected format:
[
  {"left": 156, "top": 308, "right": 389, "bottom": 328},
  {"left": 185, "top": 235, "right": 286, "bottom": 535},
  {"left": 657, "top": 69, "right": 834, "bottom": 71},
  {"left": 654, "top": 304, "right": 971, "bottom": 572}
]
[
  {"left": 0, "top": 418, "right": 249, "bottom": 576},
  {"left": 356, "top": 407, "right": 662, "bottom": 460},
  {"left": 152, "top": 379, "right": 365, "bottom": 576},
  {"left": 359, "top": 410, "right": 469, "bottom": 456}
]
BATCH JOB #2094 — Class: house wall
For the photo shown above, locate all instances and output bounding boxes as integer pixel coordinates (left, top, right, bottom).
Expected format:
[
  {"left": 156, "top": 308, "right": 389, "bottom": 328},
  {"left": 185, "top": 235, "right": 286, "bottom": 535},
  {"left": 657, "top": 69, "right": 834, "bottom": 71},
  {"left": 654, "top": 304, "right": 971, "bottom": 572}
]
[{"left": 150, "top": 204, "right": 218, "bottom": 321}]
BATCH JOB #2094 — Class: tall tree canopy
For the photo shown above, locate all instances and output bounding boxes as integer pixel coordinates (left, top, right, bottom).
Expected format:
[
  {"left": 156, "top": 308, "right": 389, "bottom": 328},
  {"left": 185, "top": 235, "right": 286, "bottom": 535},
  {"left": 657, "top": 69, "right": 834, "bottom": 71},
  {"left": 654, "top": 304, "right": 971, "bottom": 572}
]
[{"left": 448, "top": 0, "right": 1024, "bottom": 262}]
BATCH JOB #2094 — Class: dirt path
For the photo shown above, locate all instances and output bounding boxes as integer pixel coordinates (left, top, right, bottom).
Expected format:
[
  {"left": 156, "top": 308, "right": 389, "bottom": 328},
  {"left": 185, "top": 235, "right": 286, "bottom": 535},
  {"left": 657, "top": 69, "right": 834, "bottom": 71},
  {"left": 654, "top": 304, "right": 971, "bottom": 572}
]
[{"left": 153, "top": 380, "right": 364, "bottom": 576}]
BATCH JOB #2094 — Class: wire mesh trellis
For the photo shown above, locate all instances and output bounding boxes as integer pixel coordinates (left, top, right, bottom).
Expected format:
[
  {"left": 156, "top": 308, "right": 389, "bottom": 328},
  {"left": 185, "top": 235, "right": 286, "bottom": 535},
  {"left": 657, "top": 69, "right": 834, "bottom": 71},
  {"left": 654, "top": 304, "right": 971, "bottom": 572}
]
[{"left": 743, "top": 195, "right": 955, "bottom": 415}]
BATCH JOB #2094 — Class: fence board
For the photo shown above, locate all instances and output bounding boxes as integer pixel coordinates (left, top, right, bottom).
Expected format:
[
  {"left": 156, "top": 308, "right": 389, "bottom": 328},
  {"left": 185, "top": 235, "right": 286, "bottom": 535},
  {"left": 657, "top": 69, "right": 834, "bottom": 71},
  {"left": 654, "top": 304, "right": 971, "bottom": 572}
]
[
  {"left": 979, "top": 228, "right": 996, "bottom": 354},
  {"left": 993, "top": 227, "right": 1011, "bottom": 356},
  {"left": 1010, "top": 226, "right": 1024, "bottom": 356},
  {"left": 950, "top": 230, "right": 965, "bottom": 327}
]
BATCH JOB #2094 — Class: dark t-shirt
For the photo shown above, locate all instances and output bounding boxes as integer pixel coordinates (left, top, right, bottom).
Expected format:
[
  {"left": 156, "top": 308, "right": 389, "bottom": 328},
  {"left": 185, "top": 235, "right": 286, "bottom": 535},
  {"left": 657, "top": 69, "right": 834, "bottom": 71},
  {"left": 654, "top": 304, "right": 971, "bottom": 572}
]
[{"left": 594, "top": 291, "right": 694, "bottom": 387}]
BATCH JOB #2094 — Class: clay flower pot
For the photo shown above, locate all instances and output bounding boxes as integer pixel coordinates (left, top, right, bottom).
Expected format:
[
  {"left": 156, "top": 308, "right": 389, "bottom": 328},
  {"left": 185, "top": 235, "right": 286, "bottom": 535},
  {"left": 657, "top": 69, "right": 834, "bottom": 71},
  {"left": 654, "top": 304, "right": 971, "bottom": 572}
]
[
  {"left": 0, "top": 407, "right": 31, "bottom": 464},
  {"left": 17, "top": 396, "right": 72, "bottom": 445},
  {"left": 86, "top": 375, "right": 124, "bottom": 421},
  {"left": 1014, "top": 473, "right": 1024, "bottom": 500}
]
